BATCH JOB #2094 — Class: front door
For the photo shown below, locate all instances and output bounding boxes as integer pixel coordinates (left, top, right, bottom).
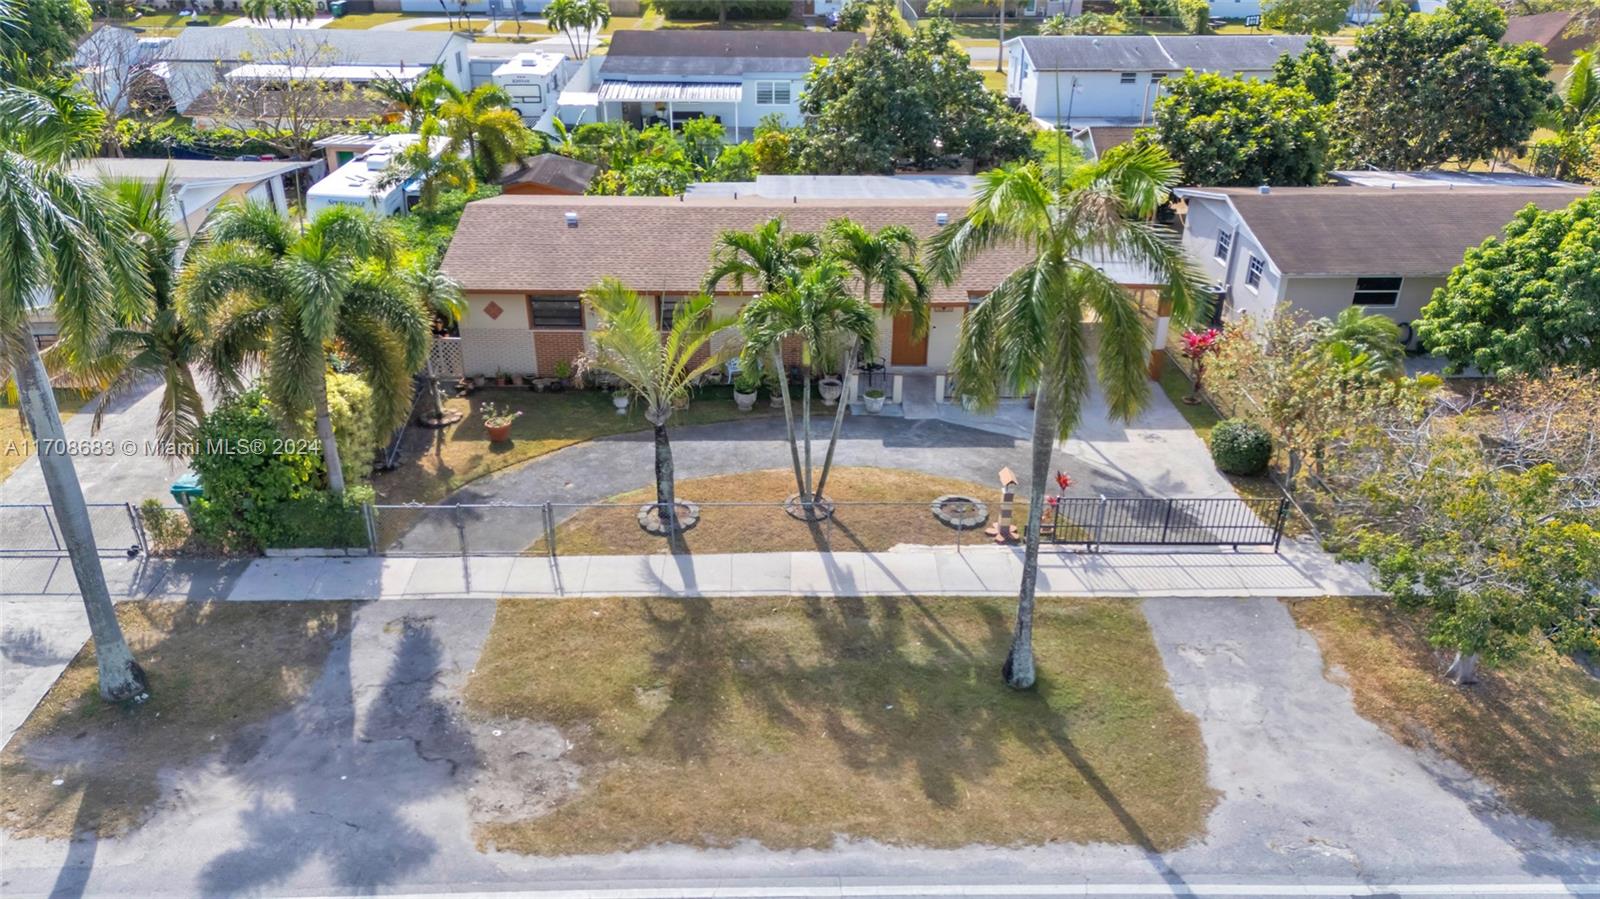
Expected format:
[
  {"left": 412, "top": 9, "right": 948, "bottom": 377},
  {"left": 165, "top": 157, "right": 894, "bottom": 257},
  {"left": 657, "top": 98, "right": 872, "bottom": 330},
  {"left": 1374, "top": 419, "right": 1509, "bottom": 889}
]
[{"left": 890, "top": 313, "right": 928, "bottom": 367}]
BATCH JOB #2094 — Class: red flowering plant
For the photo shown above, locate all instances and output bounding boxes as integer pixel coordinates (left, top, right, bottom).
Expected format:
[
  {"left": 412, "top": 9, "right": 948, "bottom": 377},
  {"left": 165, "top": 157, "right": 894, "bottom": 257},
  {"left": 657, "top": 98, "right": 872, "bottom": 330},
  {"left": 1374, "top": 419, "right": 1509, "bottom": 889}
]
[{"left": 1179, "top": 328, "right": 1222, "bottom": 405}]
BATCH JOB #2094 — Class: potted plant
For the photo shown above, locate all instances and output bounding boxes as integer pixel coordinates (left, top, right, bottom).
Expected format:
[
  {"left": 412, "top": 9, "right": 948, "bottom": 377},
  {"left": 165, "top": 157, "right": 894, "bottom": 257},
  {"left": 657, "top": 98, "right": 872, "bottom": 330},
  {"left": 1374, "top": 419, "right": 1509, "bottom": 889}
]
[
  {"left": 733, "top": 368, "right": 760, "bottom": 411},
  {"left": 612, "top": 389, "right": 631, "bottom": 414},
  {"left": 553, "top": 360, "right": 573, "bottom": 388},
  {"left": 472, "top": 373, "right": 486, "bottom": 388},
  {"left": 495, "top": 369, "right": 512, "bottom": 387},
  {"left": 818, "top": 374, "right": 844, "bottom": 407},
  {"left": 481, "top": 401, "right": 522, "bottom": 443},
  {"left": 863, "top": 388, "right": 885, "bottom": 414}
]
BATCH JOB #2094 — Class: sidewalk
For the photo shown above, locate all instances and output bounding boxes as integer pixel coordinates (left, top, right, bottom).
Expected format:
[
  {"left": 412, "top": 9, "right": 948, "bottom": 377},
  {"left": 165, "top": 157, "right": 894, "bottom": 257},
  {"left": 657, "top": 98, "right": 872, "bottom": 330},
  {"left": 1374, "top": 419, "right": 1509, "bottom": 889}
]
[{"left": 1, "top": 541, "right": 1374, "bottom": 603}]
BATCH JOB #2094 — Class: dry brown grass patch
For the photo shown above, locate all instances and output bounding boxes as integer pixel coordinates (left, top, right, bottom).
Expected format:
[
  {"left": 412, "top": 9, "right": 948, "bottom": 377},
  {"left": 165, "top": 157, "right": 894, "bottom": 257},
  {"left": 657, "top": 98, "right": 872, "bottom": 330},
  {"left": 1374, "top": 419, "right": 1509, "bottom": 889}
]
[
  {"left": 1290, "top": 598, "right": 1600, "bottom": 840},
  {"left": 465, "top": 596, "right": 1215, "bottom": 854},
  {"left": 0, "top": 601, "right": 351, "bottom": 839}
]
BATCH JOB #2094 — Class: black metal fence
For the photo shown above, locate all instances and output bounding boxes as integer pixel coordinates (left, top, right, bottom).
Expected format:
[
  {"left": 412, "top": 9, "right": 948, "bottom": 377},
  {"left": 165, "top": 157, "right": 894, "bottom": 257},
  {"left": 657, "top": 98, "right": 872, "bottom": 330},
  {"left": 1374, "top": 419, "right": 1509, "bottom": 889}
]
[
  {"left": 0, "top": 502, "right": 146, "bottom": 557},
  {"left": 1045, "top": 496, "right": 1289, "bottom": 550}
]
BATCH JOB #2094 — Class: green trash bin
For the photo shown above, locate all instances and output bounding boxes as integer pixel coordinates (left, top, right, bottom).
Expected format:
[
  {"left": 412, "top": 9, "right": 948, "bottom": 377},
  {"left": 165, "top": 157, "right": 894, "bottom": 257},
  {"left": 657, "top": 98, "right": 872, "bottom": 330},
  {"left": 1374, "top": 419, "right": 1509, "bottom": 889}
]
[
  {"left": 330, "top": 1, "right": 347, "bottom": 17},
  {"left": 170, "top": 473, "right": 203, "bottom": 518}
]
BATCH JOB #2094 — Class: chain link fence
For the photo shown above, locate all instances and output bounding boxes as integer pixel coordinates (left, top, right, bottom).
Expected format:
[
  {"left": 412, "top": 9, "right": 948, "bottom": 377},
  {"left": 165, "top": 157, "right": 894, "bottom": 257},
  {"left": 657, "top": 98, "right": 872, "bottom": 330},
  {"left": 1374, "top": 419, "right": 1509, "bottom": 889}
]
[{"left": 0, "top": 503, "right": 145, "bottom": 557}]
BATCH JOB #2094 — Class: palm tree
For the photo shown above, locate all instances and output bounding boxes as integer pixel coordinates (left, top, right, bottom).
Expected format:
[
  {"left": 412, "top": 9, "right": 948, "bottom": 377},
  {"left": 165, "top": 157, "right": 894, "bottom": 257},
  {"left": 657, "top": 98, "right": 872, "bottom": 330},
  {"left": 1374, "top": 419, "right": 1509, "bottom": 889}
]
[
  {"left": 180, "top": 203, "right": 431, "bottom": 494},
  {"left": 545, "top": 0, "right": 610, "bottom": 59},
  {"left": 1317, "top": 307, "right": 1404, "bottom": 379},
  {"left": 375, "top": 119, "right": 475, "bottom": 214},
  {"left": 370, "top": 66, "right": 454, "bottom": 131},
  {"left": 928, "top": 145, "right": 1202, "bottom": 690},
  {"left": 404, "top": 260, "right": 464, "bottom": 422},
  {"left": 814, "top": 218, "right": 929, "bottom": 502},
  {"left": 738, "top": 261, "right": 877, "bottom": 518},
  {"left": 581, "top": 278, "right": 739, "bottom": 542},
  {"left": 436, "top": 84, "right": 527, "bottom": 182},
  {"left": 241, "top": 0, "right": 314, "bottom": 24},
  {"left": 0, "top": 73, "right": 150, "bottom": 701},
  {"left": 1530, "top": 50, "right": 1599, "bottom": 182},
  {"left": 77, "top": 172, "right": 208, "bottom": 454}
]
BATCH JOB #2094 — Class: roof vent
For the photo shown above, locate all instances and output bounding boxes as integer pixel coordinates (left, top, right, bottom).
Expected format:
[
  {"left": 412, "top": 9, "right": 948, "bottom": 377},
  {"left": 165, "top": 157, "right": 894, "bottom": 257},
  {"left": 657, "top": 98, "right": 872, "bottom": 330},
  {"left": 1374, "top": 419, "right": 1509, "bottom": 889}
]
[
  {"left": 935, "top": 211, "right": 949, "bottom": 226},
  {"left": 365, "top": 153, "right": 390, "bottom": 171},
  {"left": 1258, "top": 184, "right": 1270, "bottom": 195},
  {"left": 564, "top": 211, "right": 578, "bottom": 227}
]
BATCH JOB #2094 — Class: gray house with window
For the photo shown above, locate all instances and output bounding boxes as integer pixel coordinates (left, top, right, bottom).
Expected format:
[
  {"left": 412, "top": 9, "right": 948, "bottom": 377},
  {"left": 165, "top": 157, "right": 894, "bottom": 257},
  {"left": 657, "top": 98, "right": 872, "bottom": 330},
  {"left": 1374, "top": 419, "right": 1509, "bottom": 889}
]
[
  {"left": 1175, "top": 179, "right": 1587, "bottom": 341},
  {"left": 589, "top": 30, "right": 861, "bottom": 138}
]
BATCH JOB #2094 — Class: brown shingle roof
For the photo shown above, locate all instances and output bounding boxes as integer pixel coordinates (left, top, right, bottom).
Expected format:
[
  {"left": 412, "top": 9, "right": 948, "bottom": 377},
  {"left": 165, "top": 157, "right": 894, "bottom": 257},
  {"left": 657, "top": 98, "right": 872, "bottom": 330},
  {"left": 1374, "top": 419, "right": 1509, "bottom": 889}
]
[
  {"left": 439, "top": 195, "right": 1039, "bottom": 303},
  {"left": 495, "top": 154, "right": 599, "bottom": 194},
  {"left": 1196, "top": 186, "right": 1589, "bottom": 277},
  {"left": 1501, "top": 10, "right": 1578, "bottom": 48}
]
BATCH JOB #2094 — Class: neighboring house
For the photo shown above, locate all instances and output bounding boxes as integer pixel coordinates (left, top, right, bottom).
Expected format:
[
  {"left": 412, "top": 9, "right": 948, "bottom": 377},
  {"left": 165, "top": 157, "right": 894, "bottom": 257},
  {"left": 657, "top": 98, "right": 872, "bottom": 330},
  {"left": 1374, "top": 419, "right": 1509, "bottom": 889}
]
[
  {"left": 1076, "top": 124, "right": 1137, "bottom": 161},
  {"left": 1502, "top": 10, "right": 1593, "bottom": 64},
  {"left": 437, "top": 194, "right": 1165, "bottom": 378},
  {"left": 1004, "top": 35, "right": 1313, "bottom": 126},
  {"left": 683, "top": 173, "right": 980, "bottom": 199},
  {"left": 305, "top": 133, "right": 453, "bottom": 217},
  {"left": 495, "top": 154, "right": 600, "bottom": 195},
  {"left": 1174, "top": 176, "right": 1588, "bottom": 342},
  {"left": 578, "top": 30, "right": 863, "bottom": 138},
  {"left": 75, "top": 27, "right": 472, "bottom": 118}
]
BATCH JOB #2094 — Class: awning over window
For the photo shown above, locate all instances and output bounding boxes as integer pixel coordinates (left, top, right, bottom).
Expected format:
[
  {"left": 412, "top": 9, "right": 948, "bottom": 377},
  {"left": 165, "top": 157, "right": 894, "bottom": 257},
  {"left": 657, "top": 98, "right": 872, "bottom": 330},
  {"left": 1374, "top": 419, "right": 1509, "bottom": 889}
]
[{"left": 597, "top": 81, "right": 742, "bottom": 103}]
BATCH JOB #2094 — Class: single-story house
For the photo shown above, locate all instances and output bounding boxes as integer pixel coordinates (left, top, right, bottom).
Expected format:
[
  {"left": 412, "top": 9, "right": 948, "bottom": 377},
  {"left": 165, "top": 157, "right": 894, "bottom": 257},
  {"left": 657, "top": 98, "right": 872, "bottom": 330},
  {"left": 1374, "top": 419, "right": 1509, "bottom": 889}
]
[
  {"left": 1174, "top": 178, "right": 1589, "bottom": 341},
  {"left": 1004, "top": 34, "right": 1314, "bottom": 126},
  {"left": 75, "top": 27, "right": 472, "bottom": 118},
  {"left": 437, "top": 194, "right": 1171, "bottom": 379},
  {"left": 306, "top": 133, "right": 454, "bottom": 217},
  {"left": 495, "top": 154, "right": 600, "bottom": 195},
  {"left": 1501, "top": 10, "right": 1593, "bottom": 64},
  {"left": 576, "top": 30, "right": 863, "bottom": 138}
]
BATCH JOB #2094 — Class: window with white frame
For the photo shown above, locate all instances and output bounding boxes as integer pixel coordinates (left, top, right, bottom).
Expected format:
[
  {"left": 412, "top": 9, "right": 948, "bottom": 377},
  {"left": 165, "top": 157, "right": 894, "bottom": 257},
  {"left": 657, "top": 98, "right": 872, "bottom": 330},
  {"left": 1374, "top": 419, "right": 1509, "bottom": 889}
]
[
  {"left": 1215, "top": 229, "right": 1232, "bottom": 262},
  {"left": 1245, "top": 255, "right": 1264, "bottom": 289},
  {"left": 1119, "top": 72, "right": 1138, "bottom": 84},
  {"left": 754, "top": 80, "right": 793, "bottom": 105},
  {"left": 1351, "top": 276, "right": 1402, "bottom": 306}
]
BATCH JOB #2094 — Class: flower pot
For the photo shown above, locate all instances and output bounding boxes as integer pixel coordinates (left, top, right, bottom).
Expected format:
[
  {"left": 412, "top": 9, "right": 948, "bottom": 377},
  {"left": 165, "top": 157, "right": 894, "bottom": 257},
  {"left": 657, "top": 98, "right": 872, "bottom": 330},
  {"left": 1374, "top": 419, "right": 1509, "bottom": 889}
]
[
  {"left": 612, "top": 393, "right": 630, "bottom": 414},
  {"left": 734, "top": 389, "right": 757, "bottom": 411},
  {"left": 863, "top": 392, "right": 885, "bottom": 414},
  {"left": 485, "top": 422, "right": 513, "bottom": 443},
  {"left": 818, "top": 376, "right": 843, "bottom": 407},
  {"left": 473, "top": 375, "right": 486, "bottom": 388},
  {"left": 770, "top": 394, "right": 784, "bottom": 409}
]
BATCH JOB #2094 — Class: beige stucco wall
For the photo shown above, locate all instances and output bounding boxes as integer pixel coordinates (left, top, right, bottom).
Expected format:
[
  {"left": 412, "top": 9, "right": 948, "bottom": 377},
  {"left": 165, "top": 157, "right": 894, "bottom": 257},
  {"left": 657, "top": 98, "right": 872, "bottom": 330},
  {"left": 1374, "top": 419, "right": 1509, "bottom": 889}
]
[{"left": 1279, "top": 276, "right": 1444, "bottom": 325}]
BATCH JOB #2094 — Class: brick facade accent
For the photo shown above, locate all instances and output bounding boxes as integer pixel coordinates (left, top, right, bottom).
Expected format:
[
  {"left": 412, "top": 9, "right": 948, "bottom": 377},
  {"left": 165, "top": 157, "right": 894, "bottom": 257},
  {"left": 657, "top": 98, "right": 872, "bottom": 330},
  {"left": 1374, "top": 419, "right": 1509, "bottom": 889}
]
[{"left": 533, "top": 331, "right": 585, "bottom": 377}]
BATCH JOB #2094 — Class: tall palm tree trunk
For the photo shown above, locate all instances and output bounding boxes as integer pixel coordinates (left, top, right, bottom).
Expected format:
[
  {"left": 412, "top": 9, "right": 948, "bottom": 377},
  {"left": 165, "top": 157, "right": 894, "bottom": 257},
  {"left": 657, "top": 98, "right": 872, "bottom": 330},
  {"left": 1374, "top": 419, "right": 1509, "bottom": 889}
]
[
  {"left": 14, "top": 343, "right": 148, "bottom": 702},
  {"left": 650, "top": 415, "right": 680, "bottom": 528},
  {"left": 800, "top": 353, "right": 815, "bottom": 508},
  {"left": 773, "top": 347, "right": 806, "bottom": 502},
  {"left": 1006, "top": 368, "right": 1061, "bottom": 691},
  {"left": 314, "top": 373, "right": 346, "bottom": 495},
  {"left": 995, "top": 0, "right": 1006, "bottom": 73},
  {"left": 812, "top": 336, "right": 857, "bottom": 505}
]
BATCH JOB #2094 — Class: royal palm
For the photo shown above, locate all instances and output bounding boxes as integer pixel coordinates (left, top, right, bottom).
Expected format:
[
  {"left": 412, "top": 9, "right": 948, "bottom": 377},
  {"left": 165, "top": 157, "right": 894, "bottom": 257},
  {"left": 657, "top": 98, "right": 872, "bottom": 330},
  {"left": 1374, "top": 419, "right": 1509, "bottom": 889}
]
[
  {"left": 180, "top": 203, "right": 431, "bottom": 493},
  {"left": 929, "top": 146, "right": 1201, "bottom": 689}
]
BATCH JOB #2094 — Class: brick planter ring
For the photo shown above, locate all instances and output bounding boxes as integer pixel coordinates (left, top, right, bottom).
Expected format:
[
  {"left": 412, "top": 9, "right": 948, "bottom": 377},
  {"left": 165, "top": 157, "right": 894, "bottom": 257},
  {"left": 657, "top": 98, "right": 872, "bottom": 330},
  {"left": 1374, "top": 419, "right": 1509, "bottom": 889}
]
[
  {"left": 931, "top": 495, "right": 989, "bottom": 529},
  {"left": 638, "top": 501, "right": 701, "bottom": 535}
]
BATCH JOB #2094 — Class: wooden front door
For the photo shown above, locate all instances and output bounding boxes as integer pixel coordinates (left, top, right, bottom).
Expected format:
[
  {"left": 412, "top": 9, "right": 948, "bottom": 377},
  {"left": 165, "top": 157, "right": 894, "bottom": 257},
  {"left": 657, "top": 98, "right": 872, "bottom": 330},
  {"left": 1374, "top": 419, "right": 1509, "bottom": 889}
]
[{"left": 890, "top": 313, "right": 928, "bottom": 366}]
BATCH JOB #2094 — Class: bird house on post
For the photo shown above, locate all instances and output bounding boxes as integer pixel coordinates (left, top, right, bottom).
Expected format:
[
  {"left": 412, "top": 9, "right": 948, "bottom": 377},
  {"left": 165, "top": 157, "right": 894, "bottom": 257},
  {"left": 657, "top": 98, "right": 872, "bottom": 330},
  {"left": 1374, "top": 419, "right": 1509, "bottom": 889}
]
[{"left": 986, "top": 467, "right": 1020, "bottom": 544}]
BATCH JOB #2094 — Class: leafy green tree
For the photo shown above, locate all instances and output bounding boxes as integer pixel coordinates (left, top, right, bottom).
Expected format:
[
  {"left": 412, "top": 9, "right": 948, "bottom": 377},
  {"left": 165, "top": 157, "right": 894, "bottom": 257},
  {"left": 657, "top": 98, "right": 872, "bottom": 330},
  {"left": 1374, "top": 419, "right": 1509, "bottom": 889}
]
[
  {"left": 737, "top": 261, "right": 877, "bottom": 517},
  {"left": 545, "top": 0, "right": 610, "bottom": 58},
  {"left": 678, "top": 115, "right": 727, "bottom": 173},
  {"left": 797, "top": 5, "right": 1035, "bottom": 173},
  {"left": 751, "top": 114, "right": 799, "bottom": 174},
  {"left": 1272, "top": 36, "right": 1341, "bottom": 105},
  {"left": 80, "top": 173, "right": 208, "bottom": 453},
  {"left": 1177, "top": 0, "right": 1212, "bottom": 34},
  {"left": 580, "top": 279, "right": 739, "bottom": 540},
  {"left": 1261, "top": 0, "right": 1349, "bottom": 34},
  {"left": 1149, "top": 71, "right": 1331, "bottom": 186},
  {"left": 9, "top": 0, "right": 91, "bottom": 76},
  {"left": 1418, "top": 193, "right": 1600, "bottom": 375},
  {"left": 1334, "top": 0, "right": 1553, "bottom": 170},
  {"left": 814, "top": 219, "right": 929, "bottom": 501},
  {"left": 0, "top": 60, "right": 149, "bottom": 703},
  {"left": 928, "top": 145, "right": 1201, "bottom": 689},
  {"left": 241, "top": 0, "right": 314, "bottom": 24},
  {"left": 179, "top": 204, "right": 431, "bottom": 494}
]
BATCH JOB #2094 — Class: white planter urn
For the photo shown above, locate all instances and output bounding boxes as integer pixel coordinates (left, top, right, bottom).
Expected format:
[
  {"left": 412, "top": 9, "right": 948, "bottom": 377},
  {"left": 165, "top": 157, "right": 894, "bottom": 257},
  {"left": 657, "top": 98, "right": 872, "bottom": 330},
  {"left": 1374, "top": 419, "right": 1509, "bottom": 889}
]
[
  {"left": 863, "top": 392, "right": 885, "bottom": 414},
  {"left": 818, "top": 376, "right": 844, "bottom": 407},
  {"left": 734, "top": 390, "right": 758, "bottom": 412},
  {"left": 613, "top": 393, "right": 630, "bottom": 414}
]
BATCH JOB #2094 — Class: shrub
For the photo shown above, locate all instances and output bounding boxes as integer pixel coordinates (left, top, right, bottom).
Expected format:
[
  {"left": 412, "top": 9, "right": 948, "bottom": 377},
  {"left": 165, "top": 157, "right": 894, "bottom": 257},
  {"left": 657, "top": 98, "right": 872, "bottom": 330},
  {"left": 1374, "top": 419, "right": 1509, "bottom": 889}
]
[
  {"left": 1210, "top": 418, "right": 1273, "bottom": 476},
  {"left": 324, "top": 372, "right": 383, "bottom": 485}
]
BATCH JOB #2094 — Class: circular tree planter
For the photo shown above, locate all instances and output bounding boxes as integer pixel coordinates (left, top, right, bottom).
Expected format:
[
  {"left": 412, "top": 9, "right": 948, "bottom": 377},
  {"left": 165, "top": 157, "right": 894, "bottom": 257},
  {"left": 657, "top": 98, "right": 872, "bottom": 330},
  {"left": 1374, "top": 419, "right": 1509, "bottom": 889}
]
[
  {"left": 783, "top": 493, "right": 836, "bottom": 521},
  {"left": 930, "top": 495, "right": 988, "bottom": 529},
  {"left": 637, "top": 501, "right": 701, "bottom": 536},
  {"left": 418, "top": 408, "right": 464, "bottom": 429}
]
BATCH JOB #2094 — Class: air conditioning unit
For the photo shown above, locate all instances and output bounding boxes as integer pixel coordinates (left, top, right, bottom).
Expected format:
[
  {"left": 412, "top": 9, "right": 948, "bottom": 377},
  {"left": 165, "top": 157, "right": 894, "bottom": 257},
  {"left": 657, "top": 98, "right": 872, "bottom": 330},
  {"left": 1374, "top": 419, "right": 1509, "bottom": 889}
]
[{"left": 365, "top": 153, "right": 390, "bottom": 171}]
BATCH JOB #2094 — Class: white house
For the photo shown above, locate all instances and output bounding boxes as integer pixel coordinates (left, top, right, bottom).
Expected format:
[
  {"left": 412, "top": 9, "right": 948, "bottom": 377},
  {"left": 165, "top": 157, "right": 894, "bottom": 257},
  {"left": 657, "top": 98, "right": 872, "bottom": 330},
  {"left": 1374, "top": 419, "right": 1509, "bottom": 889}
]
[
  {"left": 1003, "top": 34, "right": 1314, "bottom": 126},
  {"left": 577, "top": 30, "right": 863, "bottom": 138},
  {"left": 305, "top": 133, "right": 454, "bottom": 217},
  {"left": 1174, "top": 175, "right": 1587, "bottom": 342}
]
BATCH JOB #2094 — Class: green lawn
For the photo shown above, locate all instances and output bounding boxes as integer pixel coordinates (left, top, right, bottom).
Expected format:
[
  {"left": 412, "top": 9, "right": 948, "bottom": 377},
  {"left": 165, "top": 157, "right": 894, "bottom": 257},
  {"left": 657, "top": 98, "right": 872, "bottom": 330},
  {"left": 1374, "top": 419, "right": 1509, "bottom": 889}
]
[
  {"left": 1292, "top": 598, "right": 1600, "bottom": 840},
  {"left": 103, "top": 11, "right": 238, "bottom": 34},
  {"left": 322, "top": 11, "right": 423, "bottom": 29},
  {"left": 466, "top": 595, "right": 1215, "bottom": 854},
  {"left": 372, "top": 384, "right": 778, "bottom": 505},
  {"left": 922, "top": 16, "right": 1041, "bottom": 46},
  {"left": 0, "top": 390, "right": 92, "bottom": 484}
]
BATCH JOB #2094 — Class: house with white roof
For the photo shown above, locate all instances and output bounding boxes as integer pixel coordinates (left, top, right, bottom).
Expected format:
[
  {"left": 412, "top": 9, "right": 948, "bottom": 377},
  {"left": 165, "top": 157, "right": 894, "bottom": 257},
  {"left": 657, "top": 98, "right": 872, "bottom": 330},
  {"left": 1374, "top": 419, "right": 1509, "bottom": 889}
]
[
  {"left": 1003, "top": 34, "right": 1314, "bottom": 126},
  {"left": 566, "top": 30, "right": 863, "bottom": 138}
]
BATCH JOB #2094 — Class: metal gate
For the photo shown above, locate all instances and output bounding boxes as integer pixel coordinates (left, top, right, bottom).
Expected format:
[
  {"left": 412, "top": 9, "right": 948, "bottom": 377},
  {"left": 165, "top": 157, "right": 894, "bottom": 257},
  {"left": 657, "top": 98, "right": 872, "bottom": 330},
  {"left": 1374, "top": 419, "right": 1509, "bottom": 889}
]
[
  {"left": 1046, "top": 495, "right": 1289, "bottom": 550},
  {"left": 0, "top": 503, "right": 147, "bottom": 557}
]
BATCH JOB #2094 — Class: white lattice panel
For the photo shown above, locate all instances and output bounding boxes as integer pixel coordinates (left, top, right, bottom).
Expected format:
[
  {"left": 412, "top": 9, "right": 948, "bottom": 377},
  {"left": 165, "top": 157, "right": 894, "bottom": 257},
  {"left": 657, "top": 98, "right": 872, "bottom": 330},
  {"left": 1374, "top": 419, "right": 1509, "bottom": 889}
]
[
  {"left": 459, "top": 329, "right": 536, "bottom": 377},
  {"left": 429, "top": 337, "right": 465, "bottom": 378}
]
